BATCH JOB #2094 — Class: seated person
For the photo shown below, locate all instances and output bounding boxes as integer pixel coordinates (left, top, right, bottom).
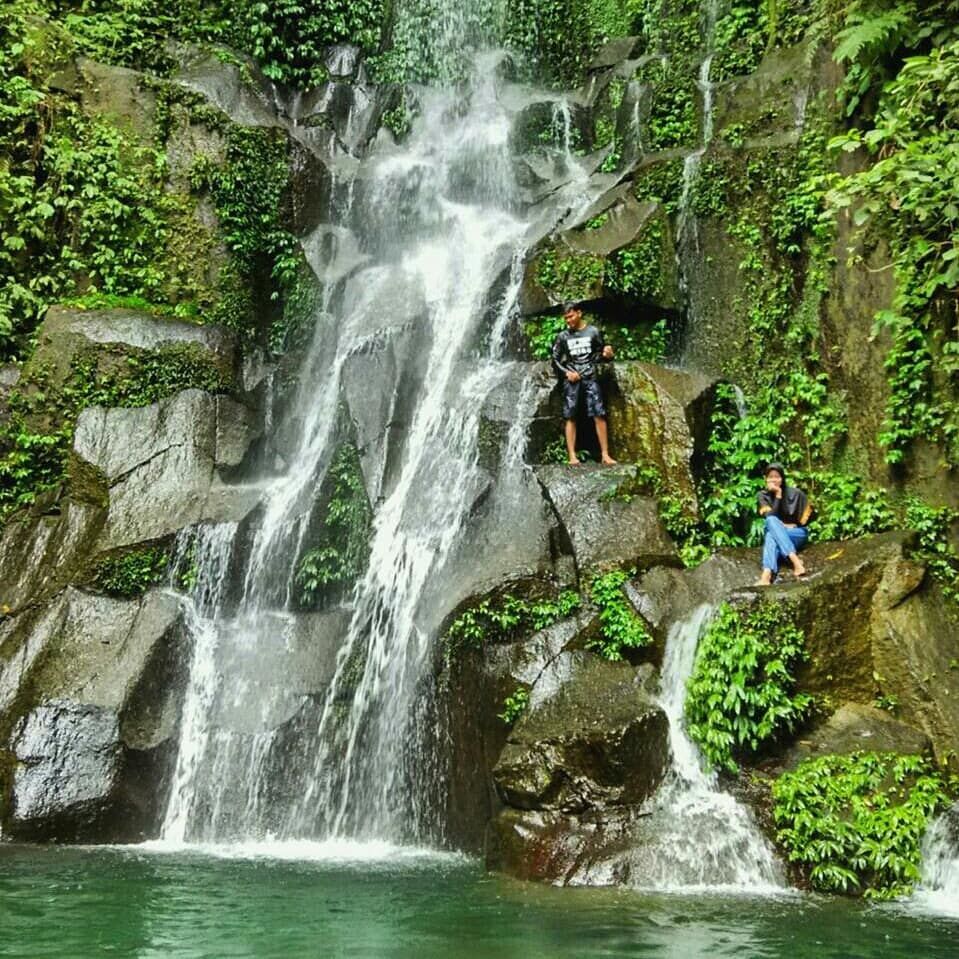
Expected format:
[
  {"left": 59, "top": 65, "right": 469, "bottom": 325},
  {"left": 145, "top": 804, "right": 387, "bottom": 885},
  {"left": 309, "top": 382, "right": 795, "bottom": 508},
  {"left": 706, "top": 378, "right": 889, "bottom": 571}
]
[{"left": 756, "top": 462, "right": 811, "bottom": 586}]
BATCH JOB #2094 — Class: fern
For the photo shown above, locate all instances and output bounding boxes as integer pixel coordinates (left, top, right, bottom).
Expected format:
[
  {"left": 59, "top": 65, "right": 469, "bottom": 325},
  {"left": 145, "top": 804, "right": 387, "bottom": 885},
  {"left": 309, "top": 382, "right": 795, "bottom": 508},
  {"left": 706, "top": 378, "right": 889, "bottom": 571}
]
[{"left": 834, "top": 7, "right": 914, "bottom": 64}]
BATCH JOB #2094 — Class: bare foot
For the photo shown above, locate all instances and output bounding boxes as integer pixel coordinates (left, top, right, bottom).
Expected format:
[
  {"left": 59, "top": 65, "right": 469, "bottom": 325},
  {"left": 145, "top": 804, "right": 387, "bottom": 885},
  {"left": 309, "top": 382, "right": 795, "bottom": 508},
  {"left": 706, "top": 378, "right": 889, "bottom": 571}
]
[
  {"left": 755, "top": 570, "right": 773, "bottom": 587},
  {"left": 601, "top": 455, "right": 618, "bottom": 466},
  {"left": 792, "top": 559, "right": 806, "bottom": 579},
  {"left": 568, "top": 457, "right": 582, "bottom": 466}
]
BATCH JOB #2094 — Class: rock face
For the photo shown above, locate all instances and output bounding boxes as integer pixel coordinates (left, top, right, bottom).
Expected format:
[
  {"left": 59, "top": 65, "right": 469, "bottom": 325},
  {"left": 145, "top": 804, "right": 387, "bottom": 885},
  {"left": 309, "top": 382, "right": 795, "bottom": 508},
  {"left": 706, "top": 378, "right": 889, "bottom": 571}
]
[
  {"left": 26, "top": 306, "right": 237, "bottom": 387},
  {"left": 0, "top": 588, "right": 185, "bottom": 841},
  {"left": 630, "top": 530, "right": 958, "bottom": 770},
  {"left": 534, "top": 464, "right": 677, "bottom": 573},
  {"left": 780, "top": 703, "right": 932, "bottom": 770},
  {"left": 73, "top": 389, "right": 260, "bottom": 549},
  {"left": 10, "top": 701, "right": 123, "bottom": 842},
  {"left": 493, "top": 653, "right": 667, "bottom": 812},
  {"left": 487, "top": 653, "right": 669, "bottom": 883}
]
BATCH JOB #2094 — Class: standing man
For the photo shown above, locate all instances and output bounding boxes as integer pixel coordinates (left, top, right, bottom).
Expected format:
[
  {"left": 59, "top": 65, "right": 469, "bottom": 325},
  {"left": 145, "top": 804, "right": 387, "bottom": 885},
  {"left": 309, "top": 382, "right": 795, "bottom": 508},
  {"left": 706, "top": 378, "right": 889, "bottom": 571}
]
[
  {"left": 756, "top": 462, "right": 811, "bottom": 585},
  {"left": 551, "top": 302, "right": 617, "bottom": 466}
]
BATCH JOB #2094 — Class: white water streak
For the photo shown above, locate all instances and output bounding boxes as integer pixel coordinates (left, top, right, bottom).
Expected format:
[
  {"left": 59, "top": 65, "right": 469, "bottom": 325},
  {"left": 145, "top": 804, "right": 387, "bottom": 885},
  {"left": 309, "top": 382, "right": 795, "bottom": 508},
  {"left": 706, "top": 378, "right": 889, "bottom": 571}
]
[{"left": 631, "top": 605, "right": 783, "bottom": 891}]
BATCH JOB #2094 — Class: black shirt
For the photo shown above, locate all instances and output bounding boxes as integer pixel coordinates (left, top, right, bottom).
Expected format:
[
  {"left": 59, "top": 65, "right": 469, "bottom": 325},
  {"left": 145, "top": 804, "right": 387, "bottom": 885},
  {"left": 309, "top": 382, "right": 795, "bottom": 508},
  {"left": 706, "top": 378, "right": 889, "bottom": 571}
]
[
  {"left": 552, "top": 324, "right": 607, "bottom": 379},
  {"left": 757, "top": 486, "right": 812, "bottom": 526}
]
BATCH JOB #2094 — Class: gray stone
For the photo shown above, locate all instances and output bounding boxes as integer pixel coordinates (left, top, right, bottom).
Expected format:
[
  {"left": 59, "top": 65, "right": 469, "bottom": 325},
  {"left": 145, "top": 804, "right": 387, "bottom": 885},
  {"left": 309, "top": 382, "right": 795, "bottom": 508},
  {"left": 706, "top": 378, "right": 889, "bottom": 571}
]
[
  {"left": 563, "top": 196, "right": 659, "bottom": 257},
  {"left": 73, "top": 390, "right": 260, "bottom": 549},
  {"left": 534, "top": 464, "right": 677, "bottom": 572},
  {"left": 0, "top": 500, "right": 105, "bottom": 614},
  {"left": 493, "top": 652, "right": 669, "bottom": 812},
  {"left": 171, "top": 43, "right": 281, "bottom": 129},
  {"left": 589, "top": 37, "right": 643, "bottom": 71},
  {"left": 11, "top": 700, "right": 122, "bottom": 835},
  {"left": 215, "top": 396, "right": 259, "bottom": 467},
  {"left": 1, "top": 588, "right": 186, "bottom": 841},
  {"left": 28, "top": 306, "right": 236, "bottom": 387},
  {"left": 781, "top": 703, "right": 932, "bottom": 770}
]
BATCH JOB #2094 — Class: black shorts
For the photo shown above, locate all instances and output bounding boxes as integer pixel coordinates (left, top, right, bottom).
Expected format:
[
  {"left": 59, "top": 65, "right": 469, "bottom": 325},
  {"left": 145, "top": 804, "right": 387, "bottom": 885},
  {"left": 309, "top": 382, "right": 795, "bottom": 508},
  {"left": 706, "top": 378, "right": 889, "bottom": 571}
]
[{"left": 562, "top": 377, "right": 606, "bottom": 419}]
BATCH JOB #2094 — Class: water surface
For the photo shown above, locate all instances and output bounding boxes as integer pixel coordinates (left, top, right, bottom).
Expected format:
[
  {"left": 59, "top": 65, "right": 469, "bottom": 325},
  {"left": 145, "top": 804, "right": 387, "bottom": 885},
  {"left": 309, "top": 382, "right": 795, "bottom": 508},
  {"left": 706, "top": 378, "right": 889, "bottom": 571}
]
[{"left": 0, "top": 845, "right": 956, "bottom": 958}]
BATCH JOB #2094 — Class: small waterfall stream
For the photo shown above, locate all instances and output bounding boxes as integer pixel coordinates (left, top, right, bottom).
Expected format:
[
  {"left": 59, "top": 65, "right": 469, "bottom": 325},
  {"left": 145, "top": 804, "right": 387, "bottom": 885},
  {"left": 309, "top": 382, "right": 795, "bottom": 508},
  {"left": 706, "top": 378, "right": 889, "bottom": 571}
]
[
  {"left": 630, "top": 605, "right": 783, "bottom": 890},
  {"left": 914, "top": 811, "right": 959, "bottom": 915}
]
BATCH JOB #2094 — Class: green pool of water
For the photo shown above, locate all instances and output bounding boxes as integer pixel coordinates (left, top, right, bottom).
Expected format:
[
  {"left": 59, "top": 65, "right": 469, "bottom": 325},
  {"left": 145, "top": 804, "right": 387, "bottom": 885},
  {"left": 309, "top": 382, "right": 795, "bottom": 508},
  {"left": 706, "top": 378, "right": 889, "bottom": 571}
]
[{"left": 0, "top": 843, "right": 955, "bottom": 958}]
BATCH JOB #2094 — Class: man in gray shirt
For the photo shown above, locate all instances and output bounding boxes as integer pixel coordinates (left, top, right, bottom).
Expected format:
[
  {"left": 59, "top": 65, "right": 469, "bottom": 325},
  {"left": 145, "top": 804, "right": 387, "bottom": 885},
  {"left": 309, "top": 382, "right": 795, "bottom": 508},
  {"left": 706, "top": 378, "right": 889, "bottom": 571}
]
[{"left": 551, "top": 302, "right": 617, "bottom": 465}]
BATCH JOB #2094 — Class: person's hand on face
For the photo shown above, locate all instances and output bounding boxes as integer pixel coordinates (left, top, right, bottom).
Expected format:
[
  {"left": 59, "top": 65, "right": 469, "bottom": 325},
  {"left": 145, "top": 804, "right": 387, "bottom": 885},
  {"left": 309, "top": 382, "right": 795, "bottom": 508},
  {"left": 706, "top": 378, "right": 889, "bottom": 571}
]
[{"left": 766, "top": 472, "right": 783, "bottom": 498}]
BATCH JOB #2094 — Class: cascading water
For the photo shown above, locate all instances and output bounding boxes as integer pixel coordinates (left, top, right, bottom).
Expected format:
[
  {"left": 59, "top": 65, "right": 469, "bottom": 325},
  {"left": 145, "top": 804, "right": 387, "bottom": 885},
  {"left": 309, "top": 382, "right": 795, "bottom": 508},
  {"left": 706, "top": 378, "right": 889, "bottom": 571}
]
[
  {"left": 629, "top": 605, "right": 783, "bottom": 890},
  {"left": 913, "top": 810, "right": 959, "bottom": 915},
  {"left": 158, "top": 3, "right": 605, "bottom": 848}
]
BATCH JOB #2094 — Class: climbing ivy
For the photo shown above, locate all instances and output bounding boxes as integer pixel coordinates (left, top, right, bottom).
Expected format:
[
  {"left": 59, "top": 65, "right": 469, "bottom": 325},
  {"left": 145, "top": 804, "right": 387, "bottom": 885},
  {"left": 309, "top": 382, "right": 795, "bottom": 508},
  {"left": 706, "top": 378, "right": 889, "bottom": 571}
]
[
  {"left": 773, "top": 752, "right": 958, "bottom": 899},
  {"left": 444, "top": 589, "right": 581, "bottom": 658},
  {"left": 295, "top": 443, "right": 373, "bottom": 607},
  {"left": 825, "top": 2, "right": 959, "bottom": 465},
  {"left": 586, "top": 569, "right": 652, "bottom": 660},
  {"left": 92, "top": 545, "right": 170, "bottom": 596},
  {"left": 685, "top": 601, "right": 813, "bottom": 772}
]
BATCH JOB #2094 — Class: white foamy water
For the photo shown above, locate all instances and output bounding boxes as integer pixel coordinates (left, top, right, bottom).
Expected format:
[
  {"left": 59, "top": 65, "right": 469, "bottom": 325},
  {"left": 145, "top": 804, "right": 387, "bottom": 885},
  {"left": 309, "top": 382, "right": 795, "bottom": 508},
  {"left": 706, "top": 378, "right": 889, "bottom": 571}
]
[
  {"left": 159, "top": 8, "right": 606, "bottom": 846},
  {"left": 911, "top": 812, "right": 959, "bottom": 916},
  {"left": 629, "top": 605, "right": 783, "bottom": 892}
]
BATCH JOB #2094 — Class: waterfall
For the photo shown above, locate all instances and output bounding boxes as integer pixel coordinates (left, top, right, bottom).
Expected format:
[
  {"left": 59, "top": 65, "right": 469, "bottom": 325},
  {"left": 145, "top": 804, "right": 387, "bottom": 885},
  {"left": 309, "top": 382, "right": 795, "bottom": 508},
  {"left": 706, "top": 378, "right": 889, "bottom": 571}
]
[
  {"left": 158, "top": 6, "right": 602, "bottom": 845},
  {"left": 161, "top": 524, "right": 240, "bottom": 843},
  {"left": 629, "top": 605, "right": 783, "bottom": 890},
  {"left": 913, "top": 810, "right": 959, "bottom": 915}
]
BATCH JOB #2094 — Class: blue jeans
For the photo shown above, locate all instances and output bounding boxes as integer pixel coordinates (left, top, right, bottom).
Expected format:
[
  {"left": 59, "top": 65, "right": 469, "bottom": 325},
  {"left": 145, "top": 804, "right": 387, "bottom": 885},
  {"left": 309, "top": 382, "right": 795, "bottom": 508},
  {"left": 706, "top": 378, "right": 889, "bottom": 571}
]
[{"left": 761, "top": 515, "right": 808, "bottom": 575}]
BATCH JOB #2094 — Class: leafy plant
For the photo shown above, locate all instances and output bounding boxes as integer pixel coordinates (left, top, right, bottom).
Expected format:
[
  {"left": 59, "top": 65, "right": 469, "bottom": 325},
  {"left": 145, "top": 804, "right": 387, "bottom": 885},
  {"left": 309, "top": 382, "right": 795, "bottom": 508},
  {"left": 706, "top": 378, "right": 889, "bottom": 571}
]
[
  {"left": 685, "top": 601, "right": 813, "bottom": 772},
  {"left": 295, "top": 443, "right": 373, "bottom": 606},
  {"left": 499, "top": 686, "right": 530, "bottom": 724},
  {"left": 773, "top": 751, "right": 958, "bottom": 899},
  {"left": 93, "top": 546, "right": 169, "bottom": 596},
  {"left": 904, "top": 498, "right": 959, "bottom": 607},
  {"left": 444, "top": 589, "right": 581, "bottom": 658},
  {"left": 586, "top": 569, "right": 651, "bottom": 660}
]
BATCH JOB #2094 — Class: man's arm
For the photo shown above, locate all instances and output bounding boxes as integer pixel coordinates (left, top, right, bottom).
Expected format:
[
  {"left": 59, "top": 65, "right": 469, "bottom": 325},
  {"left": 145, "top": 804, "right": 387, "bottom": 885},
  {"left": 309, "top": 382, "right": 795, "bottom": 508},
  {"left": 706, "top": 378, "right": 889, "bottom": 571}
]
[
  {"left": 593, "top": 327, "right": 614, "bottom": 362},
  {"left": 552, "top": 331, "right": 573, "bottom": 377}
]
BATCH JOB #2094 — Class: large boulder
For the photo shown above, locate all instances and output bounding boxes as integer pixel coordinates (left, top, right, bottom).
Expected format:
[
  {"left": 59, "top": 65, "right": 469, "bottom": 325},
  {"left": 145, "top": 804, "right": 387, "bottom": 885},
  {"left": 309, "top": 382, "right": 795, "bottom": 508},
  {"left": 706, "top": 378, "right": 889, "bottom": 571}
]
[
  {"left": 534, "top": 464, "right": 678, "bottom": 572},
  {"left": 487, "top": 651, "right": 670, "bottom": 883},
  {"left": 632, "top": 531, "right": 959, "bottom": 767},
  {"left": 0, "top": 500, "right": 105, "bottom": 614},
  {"left": 25, "top": 306, "right": 237, "bottom": 388},
  {"left": 73, "top": 389, "right": 261, "bottom": 550},
  {"left": 526, "top": 361, "right": 716, "bottom": 520},
  {"left": 780, "top": 702, "right": 932, "bottom": 770},
  {"left": 493, "top": 652, "right": 668, "bottom": 812},
  {"left": 0, "top": 588, "right": 185, "bottom": 841},
  {"left": 605, "top": 362, "right": 717, "bottom": 516}
]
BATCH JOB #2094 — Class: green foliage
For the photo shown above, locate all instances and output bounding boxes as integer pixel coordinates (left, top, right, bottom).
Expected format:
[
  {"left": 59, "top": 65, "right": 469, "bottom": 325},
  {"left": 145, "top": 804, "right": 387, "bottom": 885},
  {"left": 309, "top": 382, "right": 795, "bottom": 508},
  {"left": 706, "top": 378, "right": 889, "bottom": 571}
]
[
  {"left": 825, "top": 5, "right": 959, "bottom": 464},
  {"left": 93, "top": 546, "right": 169, "bottom": 596},
  {"left": 189, "top": 126, "right": 302, "bottom": 346},
  {"left": 295, "top": 443, "right": 373, "bottom": 606},
  {"left": 903, "top": 498, "right": 959, "bottom": 606},
  {"left": 242, "top": 0, "right": 383, "bottom": 86},
  {"left": 804, "top": 470, "right": 895, "bottom": 541},
  {"left": 502, "top": 0, "right": 642, "bottom": 86},
  {"left": 444, "top": 589, "right": 581, "bottom": 657},
  {"left": 685, "top": 601, "right": 813, "bottom": 772},
  {"left": 586, "top": 569, "right": 651, "bottom": 660},
  {"left": 0, "top": 29, "right": 183, "bottom": 356},
  {"left": 772, "top": 752, "right": 958, "bottom": 899},
  {"left": 499, "top": 686, "right": 530, "bottom": 724}
]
